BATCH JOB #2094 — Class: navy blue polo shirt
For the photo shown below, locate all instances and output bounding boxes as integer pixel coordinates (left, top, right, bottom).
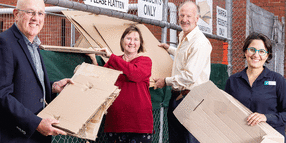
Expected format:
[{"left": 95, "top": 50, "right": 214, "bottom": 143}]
[{"left": 225, "top": 67, "right": 286, "bottom": 137}]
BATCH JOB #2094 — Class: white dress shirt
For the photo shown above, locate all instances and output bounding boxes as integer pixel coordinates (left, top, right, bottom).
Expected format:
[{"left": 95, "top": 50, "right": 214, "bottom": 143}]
[{"left": 165, "top": 26, "right": 212, "bottom": 91}]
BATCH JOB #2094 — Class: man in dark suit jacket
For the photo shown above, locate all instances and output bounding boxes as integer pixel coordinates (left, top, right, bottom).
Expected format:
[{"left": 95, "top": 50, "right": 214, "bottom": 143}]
[{"left": 0, "top": 0, "right": 73, "bottom": 142}]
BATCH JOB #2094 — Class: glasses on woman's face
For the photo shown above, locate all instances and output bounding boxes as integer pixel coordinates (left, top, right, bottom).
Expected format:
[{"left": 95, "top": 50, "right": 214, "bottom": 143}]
[{"left": 247, "top": 47, "right": 268, "bottom": 56}]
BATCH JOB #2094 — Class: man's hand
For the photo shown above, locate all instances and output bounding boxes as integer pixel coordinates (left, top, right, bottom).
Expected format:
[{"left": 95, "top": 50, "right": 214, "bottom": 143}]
[
  {"left": 158, "top": 43, "right": 170, "bottom": 51},
  {"left": 247, "top": 112, "right": 267, "bottom": 126},
  {"left": 52, "top": 78, "right": 74, "bottom": 93},
  {"left": 36, "top": 118, "right": 67, "bottom": 136},
  {"left": 153, "top": 78, "right": 166, "bottom": 89}
]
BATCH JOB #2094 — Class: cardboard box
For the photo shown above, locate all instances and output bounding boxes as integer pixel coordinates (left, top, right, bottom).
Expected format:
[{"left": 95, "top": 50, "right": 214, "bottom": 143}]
[
  {"left": 38, "top": 63, "right": 122, "bottom": 141},
  {"left": 173, "top": 81, "right": 284, "bottom": 143},
  {"left": 62, "top": 10, "right": 173, "bottom": 87}
]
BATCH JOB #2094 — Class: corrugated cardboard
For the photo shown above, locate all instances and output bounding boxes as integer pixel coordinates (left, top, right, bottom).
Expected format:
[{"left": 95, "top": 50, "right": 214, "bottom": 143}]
[
  {"left": 70, "top": 14, "right": 109, "bottom": 49},
  {"left": 62, "top": 10, "right": 173, "bottom": 87},
  {"left": 74, "top": 35, "right": 92, "bottom": 48},
  {"left": 40, "top": 45, "right": 106, "bottom": 54},
  {"left": 62, "top": 11, "right": 103, "bottom": 48},
  {"left": 173, "top": 81, "right": 284, "bottom": 143},
  {"left": 38, "top": 63, "right": 122, "bottom": 140}
]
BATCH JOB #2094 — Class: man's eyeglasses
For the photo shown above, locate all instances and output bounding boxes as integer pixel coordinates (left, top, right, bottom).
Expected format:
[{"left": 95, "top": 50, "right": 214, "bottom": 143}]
[
  {"left": 247, "top": 47, "right": 268, "bottom": 56},
  {"left": 17, "top": 9, "right": 45, "bottom": 17}
]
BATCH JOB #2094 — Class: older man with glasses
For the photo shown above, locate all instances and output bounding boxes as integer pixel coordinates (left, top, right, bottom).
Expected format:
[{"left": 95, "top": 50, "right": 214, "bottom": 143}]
[{"left": 0, "top": 0, "right": 73, "bottom": 142}]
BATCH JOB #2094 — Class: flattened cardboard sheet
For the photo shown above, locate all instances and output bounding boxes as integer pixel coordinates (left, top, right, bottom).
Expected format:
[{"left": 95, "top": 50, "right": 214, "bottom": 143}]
[
  {"left": 38, "top": 63, "right": 122, "bottom": 140},
  {"left": 136, "top": 24, "right": 174, "bottom": 83},
  {"left": 62, "top": 11, "right": 102, "bottom": 48},
  {"left": 174, "top": 81, "right": 284, "bottom": 143},
  {"left": 62, "top": 11, "right": 173, "bottom": 86},
  {"left": 74, "top": 35, "right": 92, "bottom": 48},
  {"left": 70, "top": 14, "right": 108, "bottom": 49},
  {"left": 40, "top": 45, "right": 106, "bottom": 54}
]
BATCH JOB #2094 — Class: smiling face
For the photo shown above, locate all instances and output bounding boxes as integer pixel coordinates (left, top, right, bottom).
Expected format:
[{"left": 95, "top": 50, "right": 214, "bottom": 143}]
[
  {"left": 178, "top": 2, "right": 199, "bottom": 36},
  {"left": 14, "top": 0, "right": 45, "bottom": 42},
  {"left": 245, "top": 39, "right": 269, "bottom": 70},
  {"left": 122, "top": 31, "right": 141, "bottom": 55}
]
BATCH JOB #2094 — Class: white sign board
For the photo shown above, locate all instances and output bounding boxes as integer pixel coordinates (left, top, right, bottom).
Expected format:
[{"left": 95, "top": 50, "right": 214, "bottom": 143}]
[
  {"left": 83, "top": 0, "right": 129, "bottom": 13},
  {"left": 196, "top": 0, "right": 212, "bottom": 35},
  {"left": 217, "top": 6, "right": 227, "bottom": 38},
  {"left": 138, "top": 0, "right": 163, "bottom": 21}
]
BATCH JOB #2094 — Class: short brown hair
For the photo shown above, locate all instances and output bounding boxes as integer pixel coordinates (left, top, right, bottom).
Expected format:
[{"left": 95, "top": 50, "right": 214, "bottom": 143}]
[
  {"left": 243, "top": 32, "right": 272, "bottom": 63},
  {"left": 120, "top": 25, "right": 145, "bottom": 53}
]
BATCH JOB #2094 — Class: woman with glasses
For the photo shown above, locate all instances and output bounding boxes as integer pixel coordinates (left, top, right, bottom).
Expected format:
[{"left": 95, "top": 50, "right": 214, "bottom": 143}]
[{"left": 225, "top": 32, "right": 286, "bottom": 140}]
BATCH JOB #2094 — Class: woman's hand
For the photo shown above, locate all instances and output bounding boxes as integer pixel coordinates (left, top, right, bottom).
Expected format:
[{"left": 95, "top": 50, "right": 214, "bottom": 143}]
[
  {"left": 100, "top": 47, "right": 112, "bottom": 58},
  {"left": 86, "top": 47, "right": 112, "bottom": 59},
  {"left": 247, "top": 112, "right": 267, "bottom": 126},
  {"left": 86, "top": 47, "right": 100, "bottom": 65}
]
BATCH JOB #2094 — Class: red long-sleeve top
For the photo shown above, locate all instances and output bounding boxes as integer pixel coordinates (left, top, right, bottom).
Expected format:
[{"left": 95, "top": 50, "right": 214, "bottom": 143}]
[{"left": 104, "top": 54, "right": 153, "bottom": 133}]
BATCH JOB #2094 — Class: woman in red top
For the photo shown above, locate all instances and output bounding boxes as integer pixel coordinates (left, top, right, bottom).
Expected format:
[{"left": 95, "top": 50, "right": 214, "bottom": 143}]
[{"left": 89, "top": 25, "right": 153, "bottom": 143}]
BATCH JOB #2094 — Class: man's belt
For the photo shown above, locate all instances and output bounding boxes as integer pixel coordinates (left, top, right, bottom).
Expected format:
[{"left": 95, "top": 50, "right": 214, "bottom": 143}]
[{"left": 171, "top": 89, "right": 190, "bottom": 101}]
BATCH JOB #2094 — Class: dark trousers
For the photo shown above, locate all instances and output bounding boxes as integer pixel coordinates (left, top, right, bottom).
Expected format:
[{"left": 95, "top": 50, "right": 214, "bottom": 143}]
[{"left": 167, "top": 91, "right": 200, "bottom": 143}]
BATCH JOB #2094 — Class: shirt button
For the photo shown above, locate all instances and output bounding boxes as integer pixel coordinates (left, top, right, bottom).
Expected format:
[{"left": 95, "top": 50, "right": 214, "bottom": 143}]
[{"left": 40, "top": 98, "right": 44, "bottom": 102}]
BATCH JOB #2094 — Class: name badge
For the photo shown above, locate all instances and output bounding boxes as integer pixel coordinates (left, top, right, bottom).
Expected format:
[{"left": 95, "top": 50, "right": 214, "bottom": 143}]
[{"left": 264, "top": 81, "right": 276, "bottom": 85}]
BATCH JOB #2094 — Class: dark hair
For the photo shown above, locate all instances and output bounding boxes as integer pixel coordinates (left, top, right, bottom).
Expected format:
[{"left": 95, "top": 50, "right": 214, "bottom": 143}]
[
  {"left": 242, "top": 32, "right": 272, "bottom": 63},
  {"left": 120, "top": 25, "right": 145, "bottom": 53}
]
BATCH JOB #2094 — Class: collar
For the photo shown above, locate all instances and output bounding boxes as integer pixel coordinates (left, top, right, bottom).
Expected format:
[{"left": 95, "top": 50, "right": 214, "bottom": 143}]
[
  {"left": 236, "top": 66, "right": 271, "bottom": 81},
  {"left": 179, "top": 26, "right": 199, "bottom": 42},
  {"left": 14, "top": 23, "right": 41, "bottom": 47}
]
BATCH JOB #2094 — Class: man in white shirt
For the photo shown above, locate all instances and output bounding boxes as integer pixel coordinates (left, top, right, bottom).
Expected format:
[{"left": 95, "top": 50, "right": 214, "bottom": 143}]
[{"left": 154, "top": 1, "right": 212, "bottom": 143}]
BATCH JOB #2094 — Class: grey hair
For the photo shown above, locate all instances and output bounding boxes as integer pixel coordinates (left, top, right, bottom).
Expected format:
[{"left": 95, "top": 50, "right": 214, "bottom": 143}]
[
  {"left": 16, "top": 0, "right": 44, "bottom": 9},
  {"left": 178, "top": 1, "right": 200, "bottom": 16},
  {"left": 16, "top": 0, "right": 24, "bottom": 9}
]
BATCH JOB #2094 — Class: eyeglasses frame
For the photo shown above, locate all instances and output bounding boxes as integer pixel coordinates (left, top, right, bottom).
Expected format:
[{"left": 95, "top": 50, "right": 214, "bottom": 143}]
[
  {"left": 17, "top": 9, "right": 46, "bottom": 17},
  {"left": 247, "top": 47, "right": 268, "bottom": 56}
]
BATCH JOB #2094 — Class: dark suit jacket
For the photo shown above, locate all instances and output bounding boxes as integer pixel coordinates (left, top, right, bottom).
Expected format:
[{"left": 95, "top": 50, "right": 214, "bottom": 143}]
[{"left": 0, "top": 24, "right": 55, "bottom": 143}]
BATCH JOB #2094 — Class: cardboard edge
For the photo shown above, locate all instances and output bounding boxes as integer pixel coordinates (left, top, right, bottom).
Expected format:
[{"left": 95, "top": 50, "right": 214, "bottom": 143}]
[
  {"left": 69, "top": 88, "right": 121, "bottom": 141},
  {"left": 40, "top": 45, "right": 105, "bottom": 54}
]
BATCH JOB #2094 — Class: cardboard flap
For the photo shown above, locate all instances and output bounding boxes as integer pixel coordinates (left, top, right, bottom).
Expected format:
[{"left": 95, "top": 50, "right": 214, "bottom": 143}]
[
  {"left": 173, "top": 81, "right": 284, "bottom": 143},
  {"left": 262, "top": 134, "right": 284, "bottom": 143},
  {"left": 61, "top": 11, "right": 103, "bottom": 48},
  {"left": 74, "top": 35, "right": 91, "bottom": 48},
  {"left": 70, "top": 14, "right": 109, "bottom": 49}
]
